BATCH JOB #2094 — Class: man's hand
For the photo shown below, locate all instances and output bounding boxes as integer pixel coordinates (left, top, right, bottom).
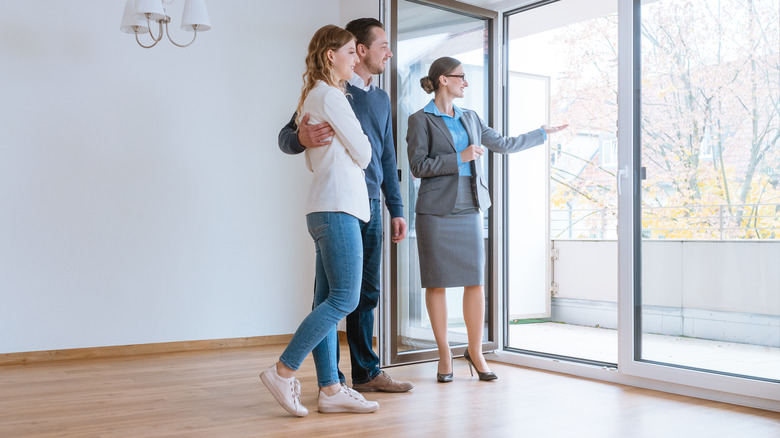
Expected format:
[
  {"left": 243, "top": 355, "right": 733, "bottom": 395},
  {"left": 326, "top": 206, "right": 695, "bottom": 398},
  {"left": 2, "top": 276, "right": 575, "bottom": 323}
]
[
  {"left": 298, "top": 113, "right": 335, "bottom": 148},
  {"left": 391, "top": 217, "right": 407, "bottom": 243}
]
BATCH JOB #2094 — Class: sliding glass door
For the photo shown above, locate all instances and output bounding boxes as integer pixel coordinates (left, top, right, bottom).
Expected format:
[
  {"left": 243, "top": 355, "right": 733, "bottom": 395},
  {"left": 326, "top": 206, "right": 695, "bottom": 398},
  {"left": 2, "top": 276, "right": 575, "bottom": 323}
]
[
  {"left": 618, "top": 0, "right": 779, "bottom": 403},
  {"left": 383, "top": 0, "right": 779, "bottom": 407},
  {"left": 635, "top": 0, "right": 780, "bottom": 381},
  {"left": 503, "top": 0, "right": 619, "bottom": 365},
  {"left": 387, "top": 0, "right": 497, "bottom": 365},
  {"left": 500, "top": 0, "right": 778, "bottom": 404}
]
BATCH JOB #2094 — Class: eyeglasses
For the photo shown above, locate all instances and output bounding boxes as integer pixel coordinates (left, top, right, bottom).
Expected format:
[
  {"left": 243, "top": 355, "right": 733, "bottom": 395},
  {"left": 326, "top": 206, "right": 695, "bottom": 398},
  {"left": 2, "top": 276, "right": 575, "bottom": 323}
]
[{"left": 443, "top": 74, "right": 466, "bottom": 81}]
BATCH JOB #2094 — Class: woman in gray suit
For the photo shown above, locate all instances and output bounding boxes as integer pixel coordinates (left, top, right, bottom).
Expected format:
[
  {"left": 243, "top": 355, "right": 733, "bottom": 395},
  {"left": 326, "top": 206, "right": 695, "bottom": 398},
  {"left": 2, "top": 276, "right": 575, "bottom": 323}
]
[{"left": 407, "top": 56, "right": 567, "bottom": 382}]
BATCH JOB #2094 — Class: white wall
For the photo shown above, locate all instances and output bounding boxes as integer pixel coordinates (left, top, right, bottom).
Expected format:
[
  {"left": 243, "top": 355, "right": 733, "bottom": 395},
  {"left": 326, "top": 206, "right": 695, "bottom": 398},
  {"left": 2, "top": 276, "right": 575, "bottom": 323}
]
[
  {"left": 554, "top": 240, "right": 780, "bottom": 316},
  {"left": 0, "top": 0, "right": 370, "bottom": 354},
  {"left": 340, "top": 0, "right": 380, "bottom": 25},
  {"left": 550, "top": 240, "right": 780, "bottom": 345}
]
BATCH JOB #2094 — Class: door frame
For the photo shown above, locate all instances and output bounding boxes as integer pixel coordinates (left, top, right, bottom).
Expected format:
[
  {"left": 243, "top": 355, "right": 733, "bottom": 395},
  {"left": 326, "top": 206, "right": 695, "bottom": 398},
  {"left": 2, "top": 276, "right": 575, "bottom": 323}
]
[
  {"left": 491, "top": 0, "right": 780, "bottom": 411},
  {"left": 616, "top": 0, "right": 780, "bottom": 403}
]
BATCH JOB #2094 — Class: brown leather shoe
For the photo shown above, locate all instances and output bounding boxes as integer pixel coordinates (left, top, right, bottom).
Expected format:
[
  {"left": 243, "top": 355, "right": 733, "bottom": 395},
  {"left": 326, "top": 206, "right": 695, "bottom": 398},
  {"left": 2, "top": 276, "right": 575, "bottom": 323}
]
[{"left": 352, "top": 371, "right": 414, "bottom": 393}]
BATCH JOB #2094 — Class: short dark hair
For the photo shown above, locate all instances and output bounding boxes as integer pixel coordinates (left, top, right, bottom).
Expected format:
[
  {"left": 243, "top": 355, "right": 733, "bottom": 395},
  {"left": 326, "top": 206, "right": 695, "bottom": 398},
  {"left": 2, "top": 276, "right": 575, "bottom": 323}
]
[{"left": 345, "top": 18, "right": 384, "bottom": 48}]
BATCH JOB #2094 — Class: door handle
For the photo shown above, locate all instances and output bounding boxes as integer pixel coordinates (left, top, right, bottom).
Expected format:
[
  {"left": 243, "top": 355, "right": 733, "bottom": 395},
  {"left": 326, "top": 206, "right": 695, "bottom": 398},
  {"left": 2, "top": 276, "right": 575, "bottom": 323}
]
[
  {"left": 617, "top": 165, "right": 629, "bottom": 195},
  {"left": 617, "top": 166, "right": 647, "bottom": 195}
]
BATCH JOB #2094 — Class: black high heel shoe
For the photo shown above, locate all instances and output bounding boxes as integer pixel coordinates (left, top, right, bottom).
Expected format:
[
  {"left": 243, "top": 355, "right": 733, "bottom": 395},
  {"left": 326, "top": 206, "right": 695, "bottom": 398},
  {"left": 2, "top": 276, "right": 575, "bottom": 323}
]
[
  {"left": 463, "top": 349, "right": 498, "bottom": 381},
  {"left": 437, "top": 357, "right": 454, "bottom": 383}
]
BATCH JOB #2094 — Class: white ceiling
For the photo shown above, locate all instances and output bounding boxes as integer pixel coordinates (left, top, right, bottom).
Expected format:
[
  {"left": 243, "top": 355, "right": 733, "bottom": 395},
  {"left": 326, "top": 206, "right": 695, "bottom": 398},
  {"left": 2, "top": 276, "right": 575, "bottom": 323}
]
[{"left": 456, "top": 0, "right": 538, "bottom": 11}]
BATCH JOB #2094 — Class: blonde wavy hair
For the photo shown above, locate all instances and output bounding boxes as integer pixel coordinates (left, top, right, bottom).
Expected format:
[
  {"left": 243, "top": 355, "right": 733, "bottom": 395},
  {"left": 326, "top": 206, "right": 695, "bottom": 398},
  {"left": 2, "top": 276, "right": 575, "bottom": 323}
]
[{"left": 296, "top": 25, "right": 356, "bottom": 127}]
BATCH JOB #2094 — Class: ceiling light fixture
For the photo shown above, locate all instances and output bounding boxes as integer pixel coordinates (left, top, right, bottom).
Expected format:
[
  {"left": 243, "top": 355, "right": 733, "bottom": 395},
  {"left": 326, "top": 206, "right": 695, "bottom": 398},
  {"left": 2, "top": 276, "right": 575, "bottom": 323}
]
[{"left": 120, "top": 0, "right": 211, "bottom": 49}]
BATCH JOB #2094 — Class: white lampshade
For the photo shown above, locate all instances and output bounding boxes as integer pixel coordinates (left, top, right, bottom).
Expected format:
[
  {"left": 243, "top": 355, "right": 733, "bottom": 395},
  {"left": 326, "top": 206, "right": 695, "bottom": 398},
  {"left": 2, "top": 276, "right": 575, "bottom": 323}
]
[
  {"left": 134, "top": 0, "right": 167, "bottom": 22},
  {"left": 120, "top": 0, "right": 149, "bottom": 34},
  {"left": 181, "top": 0, "right": 211, "bottom": 32}
]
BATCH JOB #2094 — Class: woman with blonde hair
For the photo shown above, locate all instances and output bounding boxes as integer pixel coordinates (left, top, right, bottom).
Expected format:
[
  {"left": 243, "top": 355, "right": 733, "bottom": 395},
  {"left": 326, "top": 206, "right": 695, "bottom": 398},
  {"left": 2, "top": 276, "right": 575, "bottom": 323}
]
[
  {"left": 260, "top": 24, "right": 378, "bottom": 416},
  {"left": 407, "top": 56, "right": 567, "bottom": 382}
]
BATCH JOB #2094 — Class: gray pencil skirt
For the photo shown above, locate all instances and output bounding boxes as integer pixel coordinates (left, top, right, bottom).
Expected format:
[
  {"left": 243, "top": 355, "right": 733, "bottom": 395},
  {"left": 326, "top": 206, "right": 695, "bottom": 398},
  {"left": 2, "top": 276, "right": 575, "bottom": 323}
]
[{"left": 415, "top": 176, "right": 484, "bottom": 288}]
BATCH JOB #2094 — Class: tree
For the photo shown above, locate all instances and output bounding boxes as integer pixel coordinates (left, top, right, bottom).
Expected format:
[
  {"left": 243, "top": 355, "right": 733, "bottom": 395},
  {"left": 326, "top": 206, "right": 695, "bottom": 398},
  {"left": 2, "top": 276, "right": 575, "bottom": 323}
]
[{"left": 548, "top": 0, "right": 780, "bottom": 239}]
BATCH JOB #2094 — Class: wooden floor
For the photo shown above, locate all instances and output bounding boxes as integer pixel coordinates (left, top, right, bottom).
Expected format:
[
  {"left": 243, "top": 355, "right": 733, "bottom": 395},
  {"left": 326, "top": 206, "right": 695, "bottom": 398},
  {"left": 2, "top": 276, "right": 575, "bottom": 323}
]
[{"left": 1, "top": 343, "right": 779, "bottom": 437}]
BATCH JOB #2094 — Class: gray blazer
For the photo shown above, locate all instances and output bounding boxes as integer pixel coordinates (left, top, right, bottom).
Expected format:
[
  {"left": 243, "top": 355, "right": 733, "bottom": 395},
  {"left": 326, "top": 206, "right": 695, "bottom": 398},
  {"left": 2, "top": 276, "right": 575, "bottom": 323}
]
[{"left": 407, "top": 108, "right": 545, "bottom": 215}]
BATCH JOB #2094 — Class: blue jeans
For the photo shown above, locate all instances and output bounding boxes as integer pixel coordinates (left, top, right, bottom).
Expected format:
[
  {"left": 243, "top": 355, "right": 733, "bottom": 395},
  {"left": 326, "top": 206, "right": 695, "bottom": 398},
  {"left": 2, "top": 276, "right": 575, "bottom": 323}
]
[
  {"left": 279, "top": 211, "right": 362, "bottom": 387},
  {"left": 341, "top": 199, "right": 383, "bottom": 385}
]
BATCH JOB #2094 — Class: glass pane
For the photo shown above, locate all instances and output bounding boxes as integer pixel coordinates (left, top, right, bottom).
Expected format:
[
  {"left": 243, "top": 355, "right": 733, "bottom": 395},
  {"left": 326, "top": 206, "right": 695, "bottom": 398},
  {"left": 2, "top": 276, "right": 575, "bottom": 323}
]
[
  {"left": 395, "top": 0, "right": 490, "bottom": 357},
  {"left": 639, "top": 0, "right": 780, "bottom": 380},
  {"left": 505, "top": 0, "right": 619, "bottom": 364}
]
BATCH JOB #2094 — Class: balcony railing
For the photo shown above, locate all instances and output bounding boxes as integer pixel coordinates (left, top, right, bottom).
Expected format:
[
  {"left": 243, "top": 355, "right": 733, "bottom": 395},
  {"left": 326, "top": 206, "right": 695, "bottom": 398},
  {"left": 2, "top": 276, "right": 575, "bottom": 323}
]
[{"left": 551, "top": 203, "right": 780, "bottom": 240}]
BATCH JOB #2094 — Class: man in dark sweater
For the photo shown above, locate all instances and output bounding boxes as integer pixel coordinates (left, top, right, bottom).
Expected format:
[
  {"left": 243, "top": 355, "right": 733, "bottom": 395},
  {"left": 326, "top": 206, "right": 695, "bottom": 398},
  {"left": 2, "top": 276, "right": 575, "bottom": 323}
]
[{"left": 277, "top": 18, "right": 412, "bottom": 394}]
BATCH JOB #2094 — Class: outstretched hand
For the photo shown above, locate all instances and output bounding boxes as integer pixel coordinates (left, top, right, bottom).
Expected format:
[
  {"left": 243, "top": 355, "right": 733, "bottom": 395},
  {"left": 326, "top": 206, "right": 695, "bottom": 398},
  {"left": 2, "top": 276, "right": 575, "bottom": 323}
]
[
  {"left": 298, "top": 113, "right": 335, "bottom": 148},
  {"left": 542, "top": 124, "right": 569, "bottom": 134}
]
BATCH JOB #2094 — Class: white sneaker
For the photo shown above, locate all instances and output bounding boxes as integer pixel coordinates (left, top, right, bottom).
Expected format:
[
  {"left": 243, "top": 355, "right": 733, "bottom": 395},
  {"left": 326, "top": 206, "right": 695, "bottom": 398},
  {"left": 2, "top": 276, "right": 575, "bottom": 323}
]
[
  {"left": 259, "top": 363, "right": 308, "bottom": 417},
  {"left": 318, "top": 384, "right": 380, "bottom": 414}
]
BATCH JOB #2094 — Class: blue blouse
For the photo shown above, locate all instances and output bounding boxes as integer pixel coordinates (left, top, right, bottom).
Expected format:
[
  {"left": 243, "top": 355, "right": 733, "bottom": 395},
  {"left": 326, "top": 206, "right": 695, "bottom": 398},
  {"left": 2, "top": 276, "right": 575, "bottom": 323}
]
[
  {"left": 423, "top": 100, "right": 472, "bottom": 176},
  {"left": 423, "top": 100, "right": 550, "bottom": 177}
]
